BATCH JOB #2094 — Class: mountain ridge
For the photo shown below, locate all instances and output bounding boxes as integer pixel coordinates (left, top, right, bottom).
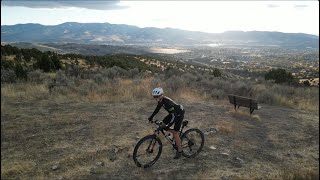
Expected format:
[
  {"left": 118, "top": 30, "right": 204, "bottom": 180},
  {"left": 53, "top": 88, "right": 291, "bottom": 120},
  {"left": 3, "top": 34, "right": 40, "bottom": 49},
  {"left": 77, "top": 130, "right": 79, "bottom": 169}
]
[{"left": 1, "top": 22, "right": 318, "bottom": 49}]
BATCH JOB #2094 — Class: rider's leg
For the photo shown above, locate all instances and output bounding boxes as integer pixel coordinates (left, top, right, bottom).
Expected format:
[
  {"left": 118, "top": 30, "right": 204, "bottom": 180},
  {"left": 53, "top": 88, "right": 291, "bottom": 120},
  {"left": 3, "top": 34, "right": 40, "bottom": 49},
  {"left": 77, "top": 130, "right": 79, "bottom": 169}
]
[
  {"left": 172, "top": 111, "right": 184, "bottom": 153},
  {"left": 163, "top": 113, "right": 183, "bottom": 158},
  {"left": 168, "top": 129, "right": 182, "bottom": 152},
  {"left": 172, "top": 114, "right": 184, "bottom": 159},
  {"left": 162, "top": 114, "right": 181, "bottom": 150}
]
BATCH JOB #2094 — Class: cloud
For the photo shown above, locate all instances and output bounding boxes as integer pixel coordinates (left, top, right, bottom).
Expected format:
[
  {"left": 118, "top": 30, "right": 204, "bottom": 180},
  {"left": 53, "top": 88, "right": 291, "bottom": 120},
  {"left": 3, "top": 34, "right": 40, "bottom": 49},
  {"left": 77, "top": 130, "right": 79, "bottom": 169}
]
[{"left": 1, "top": 0, "right": 128, "bottom": 10}]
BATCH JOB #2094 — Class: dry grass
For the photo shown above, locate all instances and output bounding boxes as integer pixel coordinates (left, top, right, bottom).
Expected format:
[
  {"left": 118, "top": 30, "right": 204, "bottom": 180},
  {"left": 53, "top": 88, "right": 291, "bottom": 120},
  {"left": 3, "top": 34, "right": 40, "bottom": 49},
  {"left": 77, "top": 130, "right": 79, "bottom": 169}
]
[
  {"left": 274, "top": 95, "right": 318, "bottom": 112},
  {"left": 1, "top": 77, "right": 208, "bottom": 104},
  {"left": 215, "top": 121, "right": 237, "bottom": 135},
  {"left": 1, "top": 72, "right": 319, "bottom": 113},
  {"left": 226, "top": 108, "right": 261, "bottom": 122},
  {"left": 280, "top": 167, "right": 319, "bottom": 180},
  {"left": 175, "top": 87, "right": 208, "bottom": 103},
  {"left": 1, "top": 160, "right": 36, "bottom": 180},
  {"left": 1, "top": 83, "right": 49, "bottom": 100}
]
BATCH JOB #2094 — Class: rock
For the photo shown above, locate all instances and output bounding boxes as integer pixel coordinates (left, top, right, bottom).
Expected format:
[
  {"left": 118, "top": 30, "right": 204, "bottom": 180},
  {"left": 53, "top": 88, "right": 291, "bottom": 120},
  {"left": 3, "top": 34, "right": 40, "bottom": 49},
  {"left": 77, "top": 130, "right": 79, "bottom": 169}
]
[
  {"left": 227, "top": 157, "right": 245, "bottom": 168},
  {"left": 209, "top": 146, "right": 217, "bottom": 150},
  {"left": 52, "top": 164, "right": 59, "bottom": 171},
  {"left": 235, "top": 157, "right": 245, "bottom": 164},
  {"left": 220, "top": 152, "right": 229, "bottom": 157},
  {"left": 204, "top": 127, "right": 218, "bottom": 135},
  {"left": 96, "top": 161, "right": 104, "bottom": 166},
  {"left": 209, "top": 127, "right": 218, "bottom": 133}
]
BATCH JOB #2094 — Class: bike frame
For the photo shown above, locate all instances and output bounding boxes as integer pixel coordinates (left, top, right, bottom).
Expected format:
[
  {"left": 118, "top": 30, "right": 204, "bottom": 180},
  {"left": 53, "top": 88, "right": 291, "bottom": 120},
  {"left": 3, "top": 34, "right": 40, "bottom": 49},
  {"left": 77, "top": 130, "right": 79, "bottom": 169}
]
[{"left": 150, "top": 120, "right": 188, "bottom": 150}]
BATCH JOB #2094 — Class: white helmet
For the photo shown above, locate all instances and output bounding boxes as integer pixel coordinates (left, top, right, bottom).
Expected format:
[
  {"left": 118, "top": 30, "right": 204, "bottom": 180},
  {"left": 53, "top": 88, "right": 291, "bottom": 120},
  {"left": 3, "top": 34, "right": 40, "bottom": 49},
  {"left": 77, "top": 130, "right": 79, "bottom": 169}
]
[{"left": 152, "top": 87, "right": 163, "bottom": 96}]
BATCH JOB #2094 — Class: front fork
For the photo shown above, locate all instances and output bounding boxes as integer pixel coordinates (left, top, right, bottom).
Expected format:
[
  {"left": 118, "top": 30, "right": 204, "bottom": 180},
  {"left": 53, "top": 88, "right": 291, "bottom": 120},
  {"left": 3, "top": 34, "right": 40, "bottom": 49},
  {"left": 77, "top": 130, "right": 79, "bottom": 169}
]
[{"left": 147, "top": 131, "right": 160, "bottom": 153}]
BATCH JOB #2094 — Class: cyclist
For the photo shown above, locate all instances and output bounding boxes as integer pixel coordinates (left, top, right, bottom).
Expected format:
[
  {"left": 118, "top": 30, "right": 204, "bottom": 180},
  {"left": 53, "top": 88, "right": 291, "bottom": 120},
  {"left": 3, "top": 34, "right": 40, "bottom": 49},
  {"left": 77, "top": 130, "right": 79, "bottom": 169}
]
[{"left": 148, "top": 87, "right": 185, "bottom": 159}]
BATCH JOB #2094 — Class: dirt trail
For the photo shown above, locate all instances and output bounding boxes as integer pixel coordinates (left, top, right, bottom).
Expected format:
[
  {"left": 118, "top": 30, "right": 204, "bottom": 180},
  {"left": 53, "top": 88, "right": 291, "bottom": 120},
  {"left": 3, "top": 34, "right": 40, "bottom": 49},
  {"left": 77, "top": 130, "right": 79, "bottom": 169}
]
[{"left": 1, "top": 99, "right": 319, "bottom": 179}]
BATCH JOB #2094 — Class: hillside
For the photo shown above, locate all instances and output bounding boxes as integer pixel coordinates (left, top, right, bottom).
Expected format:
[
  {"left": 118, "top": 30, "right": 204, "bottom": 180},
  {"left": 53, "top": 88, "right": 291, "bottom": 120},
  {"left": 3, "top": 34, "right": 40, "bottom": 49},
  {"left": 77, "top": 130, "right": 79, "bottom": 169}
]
[
  {"left": 1, "top": 97, "right": 319, "bottom": 179},
  {"left": 1, "top": 43, "right": 319, "bottom": 180},
  {"left": 2, "top": 22, "right": 319, "bottom": 49}
]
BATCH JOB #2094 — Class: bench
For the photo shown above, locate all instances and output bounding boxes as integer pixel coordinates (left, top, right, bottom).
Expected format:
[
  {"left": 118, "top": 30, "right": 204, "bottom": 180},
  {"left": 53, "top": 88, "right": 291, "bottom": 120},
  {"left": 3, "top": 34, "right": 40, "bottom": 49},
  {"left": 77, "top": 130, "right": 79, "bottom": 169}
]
[{"left": 228, "top": 94, "right": 262, "bottom": 115}]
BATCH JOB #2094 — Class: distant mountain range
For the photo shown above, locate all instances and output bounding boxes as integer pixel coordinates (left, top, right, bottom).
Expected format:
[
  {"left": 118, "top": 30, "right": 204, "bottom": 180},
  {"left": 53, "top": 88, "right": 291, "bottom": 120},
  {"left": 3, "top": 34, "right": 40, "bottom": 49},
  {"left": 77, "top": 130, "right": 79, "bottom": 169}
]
[{"left": 1, "top": 22, "right": 319, "bottom": 49}]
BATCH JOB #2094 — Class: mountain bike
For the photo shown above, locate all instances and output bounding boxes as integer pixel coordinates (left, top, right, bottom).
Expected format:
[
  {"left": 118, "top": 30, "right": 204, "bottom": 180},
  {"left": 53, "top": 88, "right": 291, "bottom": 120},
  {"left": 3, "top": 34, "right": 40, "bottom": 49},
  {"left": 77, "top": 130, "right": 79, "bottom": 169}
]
[{"left": 133, "top": 120, "right": 205, "bottom": 168}]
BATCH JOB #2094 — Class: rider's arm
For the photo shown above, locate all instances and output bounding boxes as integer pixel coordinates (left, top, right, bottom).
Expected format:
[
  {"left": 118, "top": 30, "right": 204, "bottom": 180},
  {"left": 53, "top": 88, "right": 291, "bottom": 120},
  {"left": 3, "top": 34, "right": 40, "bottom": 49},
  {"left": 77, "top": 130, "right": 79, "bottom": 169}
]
[{"left": 149, "top": 103, "right": 162, "bottom": 120}]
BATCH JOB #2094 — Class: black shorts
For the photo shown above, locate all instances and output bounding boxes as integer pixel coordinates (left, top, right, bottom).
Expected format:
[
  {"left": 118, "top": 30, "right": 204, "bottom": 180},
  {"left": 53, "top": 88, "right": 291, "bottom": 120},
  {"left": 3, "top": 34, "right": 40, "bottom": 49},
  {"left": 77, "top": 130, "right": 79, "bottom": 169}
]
[{"left": 163, "top": 110, "right": 185, "bottom": 131}]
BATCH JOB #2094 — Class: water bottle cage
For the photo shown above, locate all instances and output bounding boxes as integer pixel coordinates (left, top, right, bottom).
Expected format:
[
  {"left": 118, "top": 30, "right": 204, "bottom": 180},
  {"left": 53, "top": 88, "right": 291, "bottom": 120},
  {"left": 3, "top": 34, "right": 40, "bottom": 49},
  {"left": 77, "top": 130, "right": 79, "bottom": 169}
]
[{"left": 172, "top": 142, "right": 177, "bottom": 150}]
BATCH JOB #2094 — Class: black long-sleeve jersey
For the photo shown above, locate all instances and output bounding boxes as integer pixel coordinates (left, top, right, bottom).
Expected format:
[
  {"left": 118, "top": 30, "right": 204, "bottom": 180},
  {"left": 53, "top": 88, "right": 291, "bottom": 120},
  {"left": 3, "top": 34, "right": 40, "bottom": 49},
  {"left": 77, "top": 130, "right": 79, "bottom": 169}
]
[{"left": 149, "top": 96, "right": 183, "bottom": 119}]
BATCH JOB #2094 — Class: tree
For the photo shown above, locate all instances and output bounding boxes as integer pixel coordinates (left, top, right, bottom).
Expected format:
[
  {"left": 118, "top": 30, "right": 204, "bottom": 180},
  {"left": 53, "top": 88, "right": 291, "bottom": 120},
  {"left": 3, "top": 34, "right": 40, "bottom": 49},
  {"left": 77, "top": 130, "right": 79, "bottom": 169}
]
[
  {"left": 37, "top": 54, "right": 55, "bottom": 72},
  {"left": 303, "top": 80, "right": 310, "bottom": 86},
  {"left": 14, "top": 53, "right": 22, "bottom": 62},
  {"left": 265, "top": 68, "right": 294, "bottom": 84},
  {"left": 14, "top": 63, "right": 27, "bottom": 80},
  {"left": 212, "top": 68, "right": 222, "bottom": 77},
  {"left": 1, "top": 59, "right": 15, "bottom": 70},
  {"left": 51, "top": 53, "right": 62, "bottom": 70}
]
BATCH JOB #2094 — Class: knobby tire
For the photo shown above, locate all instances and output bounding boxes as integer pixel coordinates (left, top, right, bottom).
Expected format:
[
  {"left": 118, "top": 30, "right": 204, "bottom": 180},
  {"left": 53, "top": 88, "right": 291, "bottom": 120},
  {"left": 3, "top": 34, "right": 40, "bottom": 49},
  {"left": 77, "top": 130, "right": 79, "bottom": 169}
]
[{"left": 133, "top": 135, "right": 162, "bottom": 168}]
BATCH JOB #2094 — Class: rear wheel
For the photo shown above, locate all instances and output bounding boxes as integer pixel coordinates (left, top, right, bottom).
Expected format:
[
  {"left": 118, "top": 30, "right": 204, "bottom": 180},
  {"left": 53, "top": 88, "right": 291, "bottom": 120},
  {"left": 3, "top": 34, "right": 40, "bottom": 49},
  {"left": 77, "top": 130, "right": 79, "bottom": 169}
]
[
  {"left": 133, "top": 135, "right": 162, "bottom": 168},
  {"left": 181, "top": 128, "right": 205, "bottom": 158}
]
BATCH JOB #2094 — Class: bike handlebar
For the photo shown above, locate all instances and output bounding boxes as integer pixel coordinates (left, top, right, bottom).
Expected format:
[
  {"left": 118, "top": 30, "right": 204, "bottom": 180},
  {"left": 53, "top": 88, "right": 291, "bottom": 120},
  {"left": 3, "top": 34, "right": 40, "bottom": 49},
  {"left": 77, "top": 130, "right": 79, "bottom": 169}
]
[
  {"left": 150, "top": 120, "right": 161, "bottom": 126},
  {"left": 150, "top": 120, "right": 166, "bottom": 131}
]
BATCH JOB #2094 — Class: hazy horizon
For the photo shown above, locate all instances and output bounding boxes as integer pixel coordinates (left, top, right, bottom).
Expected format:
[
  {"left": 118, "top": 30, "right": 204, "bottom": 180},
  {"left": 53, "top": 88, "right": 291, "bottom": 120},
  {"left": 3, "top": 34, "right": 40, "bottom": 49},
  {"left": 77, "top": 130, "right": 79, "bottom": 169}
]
[{"left": 2, "top": 21, "right": 319, "bottom": 37}]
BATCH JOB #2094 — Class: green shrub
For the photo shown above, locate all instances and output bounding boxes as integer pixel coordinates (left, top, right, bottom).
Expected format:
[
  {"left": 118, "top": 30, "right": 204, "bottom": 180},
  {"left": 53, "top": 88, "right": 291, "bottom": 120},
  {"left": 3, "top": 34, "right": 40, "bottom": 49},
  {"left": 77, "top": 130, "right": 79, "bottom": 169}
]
[
  {"left": 256, "top": 89, "right": 275, "bottom": 104},
  {"left": 27, "top": 70, "right": 50, "bottom": 84},
  {"left": 93, "top": 73, "right": 106, "bottom": 85},
  {"left": 128, "top": 68, "right": 140, "bottom": 78},
  {"left": 210, "top": 88, "right": 225, "bottom": 99},
  {"left": 1, "top": 69, "right": 17, "bottom": 83},
  {"left": 55, "top": 70, "right": 76, "bottom": 87},
  {"left": 265, "top": 68, "right": 294, "bottom": 84},
  {"left": 65, "top": 64, "right": 81, "bottom": 77},
  {"left": 102, "top": 66, "right": 128, "bottom": 79},
  {"left": 1, "top": 59, "right": 15, "bottom": 70},
  {"left": 78, "top": 81, "right": 98, "bottom": 96},
  {"left": 164, "top": 75, "right": 184, "bottom": 93}
]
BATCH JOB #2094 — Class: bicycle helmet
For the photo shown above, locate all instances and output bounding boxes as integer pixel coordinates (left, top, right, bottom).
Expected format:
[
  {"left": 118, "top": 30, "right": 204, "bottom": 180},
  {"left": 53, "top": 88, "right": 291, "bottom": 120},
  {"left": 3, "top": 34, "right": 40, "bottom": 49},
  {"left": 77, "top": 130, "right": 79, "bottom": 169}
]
[{"left": 152, "top": 87, "right": 163, "bottom": 97}]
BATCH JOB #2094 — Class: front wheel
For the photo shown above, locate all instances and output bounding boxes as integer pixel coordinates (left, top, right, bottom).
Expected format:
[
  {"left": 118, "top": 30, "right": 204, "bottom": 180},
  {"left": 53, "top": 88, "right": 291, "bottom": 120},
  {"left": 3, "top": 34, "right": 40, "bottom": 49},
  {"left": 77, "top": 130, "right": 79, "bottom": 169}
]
[
  {"left": 133, "top": 135, "right": 162, "bottom": 168},
  {"left": 181, "top": 128, "right": 205, "bottom": 158}
]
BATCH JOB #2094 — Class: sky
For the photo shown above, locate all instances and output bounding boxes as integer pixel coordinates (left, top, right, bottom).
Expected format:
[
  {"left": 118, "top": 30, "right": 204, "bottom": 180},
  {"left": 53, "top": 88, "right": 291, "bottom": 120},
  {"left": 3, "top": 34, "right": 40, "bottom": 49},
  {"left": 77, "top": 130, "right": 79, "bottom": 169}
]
[{"left": 1, "top": 0, "right": 319, "bottom": 36}]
